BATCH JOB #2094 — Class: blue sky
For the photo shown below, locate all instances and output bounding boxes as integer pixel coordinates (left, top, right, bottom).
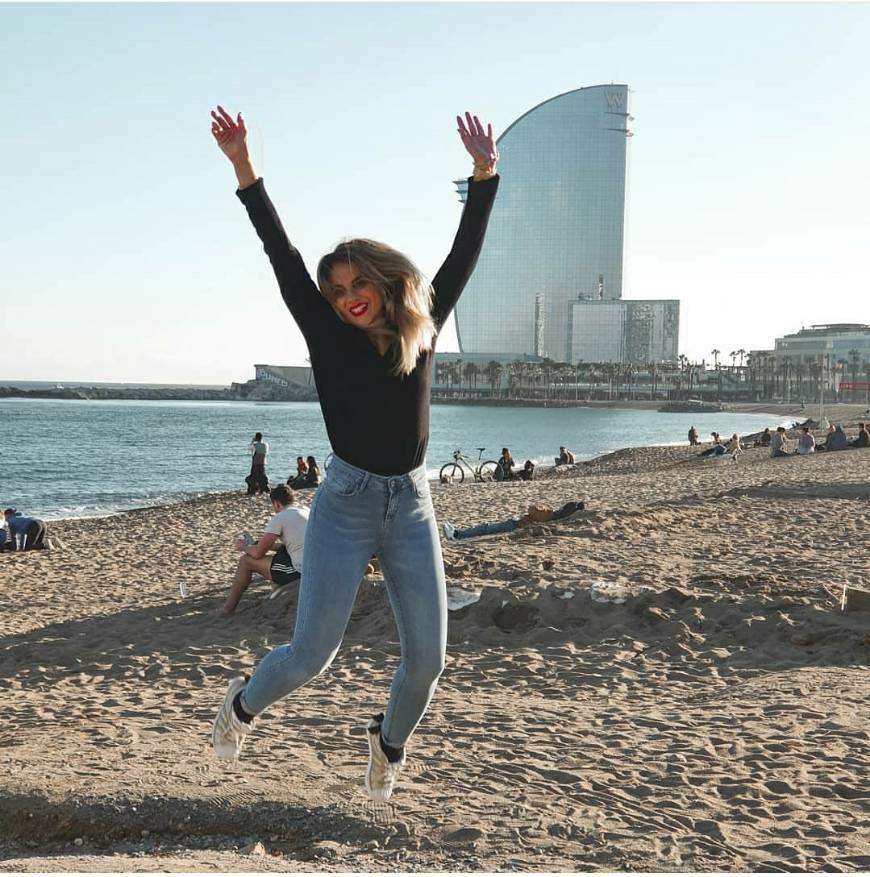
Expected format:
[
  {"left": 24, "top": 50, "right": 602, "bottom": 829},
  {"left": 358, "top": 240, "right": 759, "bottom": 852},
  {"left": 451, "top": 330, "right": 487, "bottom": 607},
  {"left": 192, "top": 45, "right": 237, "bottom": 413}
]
[{"left": 2, "top": 2, "right": 868, "bottom": 383}]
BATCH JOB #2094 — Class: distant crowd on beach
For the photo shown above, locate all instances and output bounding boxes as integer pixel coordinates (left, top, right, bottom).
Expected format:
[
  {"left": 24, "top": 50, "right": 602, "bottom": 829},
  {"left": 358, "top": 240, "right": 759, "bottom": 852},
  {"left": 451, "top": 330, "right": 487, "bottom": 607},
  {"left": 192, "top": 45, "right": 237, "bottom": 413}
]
[{"left": 688, "top": 421, "right": 870, "bottom": 462}]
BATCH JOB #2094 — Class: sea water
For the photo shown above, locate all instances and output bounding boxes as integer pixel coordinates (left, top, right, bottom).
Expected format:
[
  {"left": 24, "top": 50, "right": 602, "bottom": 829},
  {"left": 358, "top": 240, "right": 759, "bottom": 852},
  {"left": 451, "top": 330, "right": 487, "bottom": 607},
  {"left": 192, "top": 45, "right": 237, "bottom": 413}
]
[{"left": 0, "top": 398, "right": 779, "bottom": 519}]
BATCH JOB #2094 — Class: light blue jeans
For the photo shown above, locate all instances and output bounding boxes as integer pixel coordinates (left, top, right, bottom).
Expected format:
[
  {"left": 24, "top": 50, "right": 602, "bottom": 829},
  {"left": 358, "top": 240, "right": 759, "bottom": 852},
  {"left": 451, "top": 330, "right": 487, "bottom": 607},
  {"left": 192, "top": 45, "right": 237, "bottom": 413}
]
[
  {"left": 240, "top": 455, "right": 447, "bottom": 749},
  {"left": 455, "top": 518, "right": 519, "bottom": 539}
]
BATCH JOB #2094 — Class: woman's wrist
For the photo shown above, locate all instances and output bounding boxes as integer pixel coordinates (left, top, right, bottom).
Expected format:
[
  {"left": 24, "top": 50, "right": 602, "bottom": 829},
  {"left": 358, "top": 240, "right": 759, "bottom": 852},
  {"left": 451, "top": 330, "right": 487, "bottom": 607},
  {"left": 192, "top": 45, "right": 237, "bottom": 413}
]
[
  {"left": 233, "top": 155, "right": 258, "bottom": 189},
  {"left": 472, "top": 160, "right": 497, "bottom": 182}
]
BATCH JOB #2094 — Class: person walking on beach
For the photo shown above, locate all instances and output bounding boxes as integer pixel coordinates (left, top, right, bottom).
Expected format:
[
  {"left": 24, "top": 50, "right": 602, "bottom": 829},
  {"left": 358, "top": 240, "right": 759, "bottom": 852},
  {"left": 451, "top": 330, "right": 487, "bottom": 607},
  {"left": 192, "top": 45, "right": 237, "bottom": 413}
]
[
  {"left": 688, "top": 426, "right": 699, "bottom": 447},
  {"left": 209, "top": 104, "right": 499, "bottom": 800},
  {"left": 247, "top": 432, "right": 270, "bottom": 495}
]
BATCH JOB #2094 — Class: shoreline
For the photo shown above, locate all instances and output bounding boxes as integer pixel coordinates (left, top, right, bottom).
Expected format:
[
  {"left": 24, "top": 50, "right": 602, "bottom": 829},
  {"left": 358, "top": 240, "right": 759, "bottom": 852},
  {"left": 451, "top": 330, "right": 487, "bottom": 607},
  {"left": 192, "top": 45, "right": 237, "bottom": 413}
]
[{"left": 39, "top": 402, "right": 867, "bottom": 524}]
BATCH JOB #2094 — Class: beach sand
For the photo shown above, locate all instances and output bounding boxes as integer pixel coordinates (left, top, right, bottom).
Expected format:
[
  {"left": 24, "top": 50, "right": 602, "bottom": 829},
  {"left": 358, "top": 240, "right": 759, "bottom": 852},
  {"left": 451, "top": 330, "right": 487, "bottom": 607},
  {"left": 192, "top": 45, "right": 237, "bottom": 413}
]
[{"left": 1, "top": 418, "right": 868, "bottom": 871}]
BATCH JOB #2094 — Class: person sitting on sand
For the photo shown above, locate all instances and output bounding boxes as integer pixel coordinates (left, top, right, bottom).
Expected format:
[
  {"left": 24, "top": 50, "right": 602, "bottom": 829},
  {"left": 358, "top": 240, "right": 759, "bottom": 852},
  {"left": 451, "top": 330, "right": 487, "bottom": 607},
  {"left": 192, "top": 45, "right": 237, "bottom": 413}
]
[
  {"left": 757, "top": 427, "right": 771, "bottom": 447},
  {"left": 2, "top": 508, "right": 48, "bottom": 550},
  {"left": 222, "top": 485, "right": 309, "bottom": 615},
  {"left": 688, "top": 426, "right": 699, "bottom": 447},
  {"left": 849, "top": 422, "right": 870, "bottom": 448},
  {"left": 555, "top": 446, "right": 576, "bottom": 465},
  {"left": 497, "top": 447, "right": 516, "bottom": 480},
  {"left": 727, "top": 433, "right": 742, "bottom": 460},
  {"left": 496, "top": 447, "right": 516, "bottom": 481},
  {"left": 820, "top": 424, "right": 849, "bottom": 452},
  {"left": 289, "top": 455, "right": 321, "bottom": 489},
  {"left": 517, "top": 459, "right": 536, "bottom": 481},
  {"left": 442, "top": 500, "right": 585, "bottom": 541},
  {"left": 302, "top": 455, "right": 321, "bottom": 487},
  {"left": 287, "top": 456, "right": 308, "bottom": 487},
  {"left": 770, "top": 426, "right": 790, "bottom": 458},
  {"left": 797, "top": 426, "right": 816, "bottom": 455}
]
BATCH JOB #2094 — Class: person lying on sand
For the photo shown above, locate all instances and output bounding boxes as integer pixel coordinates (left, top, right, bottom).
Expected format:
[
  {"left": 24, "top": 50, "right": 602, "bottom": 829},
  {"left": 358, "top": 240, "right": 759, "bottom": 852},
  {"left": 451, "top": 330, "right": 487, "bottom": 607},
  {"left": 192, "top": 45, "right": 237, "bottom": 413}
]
[
  {"left": 442, "top": 500, "right": 585, "bottom": 541},
  {"left": 222, "top": 484, "right": 308, "bottom": 615},
  {"left": 698, "top": 439, "right": 727, "bottom": 458}
]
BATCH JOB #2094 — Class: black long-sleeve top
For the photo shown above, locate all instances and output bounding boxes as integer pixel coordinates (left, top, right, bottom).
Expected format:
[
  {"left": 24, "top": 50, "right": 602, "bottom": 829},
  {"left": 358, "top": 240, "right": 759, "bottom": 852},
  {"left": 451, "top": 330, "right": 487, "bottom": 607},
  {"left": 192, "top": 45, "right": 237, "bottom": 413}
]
[{"left": 237, "top": 175, "right": 499, "bottom": 476}]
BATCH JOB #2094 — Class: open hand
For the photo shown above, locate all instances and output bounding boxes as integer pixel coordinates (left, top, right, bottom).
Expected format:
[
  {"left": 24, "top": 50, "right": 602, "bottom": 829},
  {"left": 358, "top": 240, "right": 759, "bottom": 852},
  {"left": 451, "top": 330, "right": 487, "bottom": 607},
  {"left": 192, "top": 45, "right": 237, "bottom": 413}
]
[
  {"left": 456, "top": 111, "right": 498, "bottom": 168},
  {"left": 211, "top": 105, "right": 248, "bottom": 162}
]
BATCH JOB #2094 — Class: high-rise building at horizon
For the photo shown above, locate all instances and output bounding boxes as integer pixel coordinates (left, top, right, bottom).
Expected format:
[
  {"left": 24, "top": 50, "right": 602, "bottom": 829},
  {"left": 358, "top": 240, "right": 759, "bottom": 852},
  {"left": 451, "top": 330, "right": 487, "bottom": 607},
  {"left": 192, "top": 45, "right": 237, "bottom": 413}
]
[{"left": 453, "top": 84, "right": 679, "bottom": 365}]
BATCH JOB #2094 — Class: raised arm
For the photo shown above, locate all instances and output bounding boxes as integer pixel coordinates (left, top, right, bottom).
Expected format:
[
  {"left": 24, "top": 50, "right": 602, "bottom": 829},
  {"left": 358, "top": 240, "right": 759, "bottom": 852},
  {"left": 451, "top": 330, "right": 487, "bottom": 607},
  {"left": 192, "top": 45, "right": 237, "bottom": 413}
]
[
  {"left": 431, "top": 112, "right": 500, "bottom": 329},
  {"left": 210, "top": 106, "right": 332, "bottom": 336}
]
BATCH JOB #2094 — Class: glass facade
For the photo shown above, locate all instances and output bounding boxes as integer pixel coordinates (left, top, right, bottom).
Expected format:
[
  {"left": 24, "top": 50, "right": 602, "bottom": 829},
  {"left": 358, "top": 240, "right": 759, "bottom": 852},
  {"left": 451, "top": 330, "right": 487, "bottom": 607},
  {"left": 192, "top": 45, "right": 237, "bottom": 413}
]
[
  {"left": 623, "top": 300, "right": 680, "bottom": 364},
  {"left": 570, "top": 301, "right": 624, "bottom": 362},
  {"left": 570, "top": 300, "right": 679, "bottom": 364},
  {"left": 454, "top": 84, "right": 632, "bottom": 362},
  {"left": 774, "top": 325, "right": 870, "bottom": 366}
]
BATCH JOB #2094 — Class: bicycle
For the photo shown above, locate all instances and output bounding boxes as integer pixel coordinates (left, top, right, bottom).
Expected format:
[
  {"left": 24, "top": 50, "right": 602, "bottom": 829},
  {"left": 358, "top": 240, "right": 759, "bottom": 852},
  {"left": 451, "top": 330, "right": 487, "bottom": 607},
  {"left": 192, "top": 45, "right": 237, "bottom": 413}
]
[{"left": 439, "top": 447, "right": 500, "bottom": 484}]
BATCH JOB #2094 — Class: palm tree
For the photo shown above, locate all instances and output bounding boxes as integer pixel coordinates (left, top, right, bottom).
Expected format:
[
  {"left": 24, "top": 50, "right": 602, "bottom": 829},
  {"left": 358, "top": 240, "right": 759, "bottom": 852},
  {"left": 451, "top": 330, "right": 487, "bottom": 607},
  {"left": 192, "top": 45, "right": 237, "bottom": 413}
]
[
  {"left": 574, "top": 361, "right": 584, "bottom": 401},
  {"left": 729, "top": 350, "right": 737, "bottom": 368},
  {"left": 779, "top": 356, "right": 792, "bottom": 401},
  {"left": 737, "top": 348, "right": 747, "bottom": 368},
  {"left": 624, "top": 363, "right": 635, "bottom": 400},
  {"left": 484, "top": 360, "right": 503, "bottom": 397},
  {"left": 808, "top": 360, "right": 821, "bottom": 404},
  {"left": 848, "top": 349, "right": 861, "bottom": 401},
  {"left": 835, "top": 358, "right": 848, "bottom": 400},
  {"left": 507, "top": 361, "right": 521, "bottom": 399},
  {"left": 795, "top": 361, "right": 806, "bottom": 401},
  {"left": 648, "top": 362, "right": 658, "bottom": 400},
  {"left": 463, "top": 361, "right": 479, "bottom": 391},
  {"left": 711, "top": 349, "right": 721, "bottom": 369}
]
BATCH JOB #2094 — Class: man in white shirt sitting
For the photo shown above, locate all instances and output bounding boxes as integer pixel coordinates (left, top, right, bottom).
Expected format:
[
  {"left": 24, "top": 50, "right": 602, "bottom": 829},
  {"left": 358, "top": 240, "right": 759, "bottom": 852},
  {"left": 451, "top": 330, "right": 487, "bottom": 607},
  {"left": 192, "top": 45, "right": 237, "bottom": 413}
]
[{"left": 222, "top": 484, "right": 308, "bottom": 615}]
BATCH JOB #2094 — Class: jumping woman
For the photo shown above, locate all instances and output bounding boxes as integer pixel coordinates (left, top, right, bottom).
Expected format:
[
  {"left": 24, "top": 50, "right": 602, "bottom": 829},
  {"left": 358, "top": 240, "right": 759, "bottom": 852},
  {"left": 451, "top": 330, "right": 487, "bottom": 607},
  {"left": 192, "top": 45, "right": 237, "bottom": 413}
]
[{"left": 209, "top": 104, "right": 498, "bottom": 800}]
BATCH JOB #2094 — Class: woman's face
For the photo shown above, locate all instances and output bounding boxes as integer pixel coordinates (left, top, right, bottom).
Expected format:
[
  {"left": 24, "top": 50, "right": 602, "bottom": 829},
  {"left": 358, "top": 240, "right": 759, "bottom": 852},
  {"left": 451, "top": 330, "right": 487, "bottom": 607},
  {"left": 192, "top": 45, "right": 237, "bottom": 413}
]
[{"left": 327, "top": 263, "right": 384, "bottom": 329}]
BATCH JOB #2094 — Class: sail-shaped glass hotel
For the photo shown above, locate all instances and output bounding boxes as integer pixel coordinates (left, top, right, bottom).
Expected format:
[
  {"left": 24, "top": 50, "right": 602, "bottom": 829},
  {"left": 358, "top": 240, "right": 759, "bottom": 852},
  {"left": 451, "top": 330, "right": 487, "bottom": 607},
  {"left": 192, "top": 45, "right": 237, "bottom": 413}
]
[{"left": 452, "top": 84, "right": 678, "bottom": 365}]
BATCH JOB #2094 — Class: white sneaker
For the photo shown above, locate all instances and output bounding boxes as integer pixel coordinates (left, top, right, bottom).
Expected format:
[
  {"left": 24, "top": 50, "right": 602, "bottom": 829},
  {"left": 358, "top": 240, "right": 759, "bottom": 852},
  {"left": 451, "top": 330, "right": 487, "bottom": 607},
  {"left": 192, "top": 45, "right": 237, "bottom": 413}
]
[
  {"left": 212, "top": 676, "right": 252, "bottom": 760},
  {"left": 365, "top": 713, "right": 405, "bottom": 801},
  {"left": 442, "top": 521, "right": 456, "bottom": 541}
]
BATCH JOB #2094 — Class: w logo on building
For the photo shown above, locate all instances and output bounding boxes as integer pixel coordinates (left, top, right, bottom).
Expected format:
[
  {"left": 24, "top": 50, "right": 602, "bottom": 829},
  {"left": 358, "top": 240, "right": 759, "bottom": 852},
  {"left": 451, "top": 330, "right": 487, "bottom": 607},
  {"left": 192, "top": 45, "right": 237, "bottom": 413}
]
[{"left": 605, "top": 91, "right": 624, "bottom": 111}]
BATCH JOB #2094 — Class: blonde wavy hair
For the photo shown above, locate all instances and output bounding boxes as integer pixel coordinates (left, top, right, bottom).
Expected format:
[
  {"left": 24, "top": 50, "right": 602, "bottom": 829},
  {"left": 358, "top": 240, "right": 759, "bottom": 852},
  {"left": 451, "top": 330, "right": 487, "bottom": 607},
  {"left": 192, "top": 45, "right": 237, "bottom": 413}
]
[{"left": 317, "top": 239, "right": 436, "bottom": 377}]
